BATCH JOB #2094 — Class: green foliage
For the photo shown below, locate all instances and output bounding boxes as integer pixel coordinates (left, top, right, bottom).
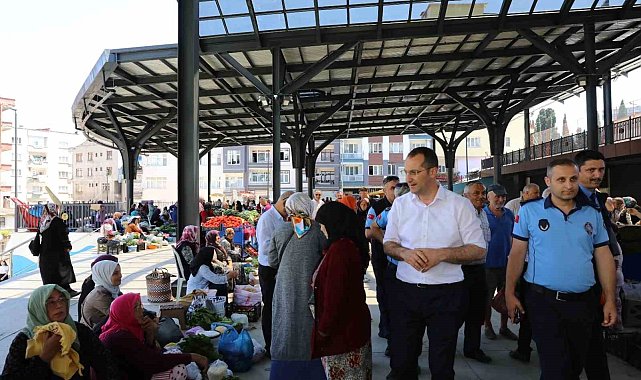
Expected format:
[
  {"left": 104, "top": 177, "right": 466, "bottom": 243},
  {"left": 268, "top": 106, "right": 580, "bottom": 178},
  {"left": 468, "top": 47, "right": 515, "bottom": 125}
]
[
  {"left": 178, "top": 335, "right": 219, "bottom": 361},
  {"left": 535, "top": 108, "right": 557, "bottom": 132},
  {"left": 618, "top": 99, "right": 628, "bottom": 120}
]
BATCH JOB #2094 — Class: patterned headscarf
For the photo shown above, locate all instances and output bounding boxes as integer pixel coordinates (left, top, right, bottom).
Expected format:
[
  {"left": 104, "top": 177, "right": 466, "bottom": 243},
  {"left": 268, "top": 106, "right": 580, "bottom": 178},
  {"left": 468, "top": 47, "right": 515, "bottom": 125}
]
[
  {"left": 205, "top": 230, "right": 220, "bottom": 247},
  {"left": 285, "top": 192, "right": 314, "bottom": 238},
  {"left": 177, "top": 225, "right": 200, "bottom": 252},
  {"left": 100, "top": 293, "right": 144, "bottom": 343},
  {"left": 23, "top": 285, "right": 79, "bottom": 347},
  {"left": 92, "top": 261, "right": 120, "bottom": 300},
  {"left": 40, "top": 202, "right": 60, "bottom": 233}
]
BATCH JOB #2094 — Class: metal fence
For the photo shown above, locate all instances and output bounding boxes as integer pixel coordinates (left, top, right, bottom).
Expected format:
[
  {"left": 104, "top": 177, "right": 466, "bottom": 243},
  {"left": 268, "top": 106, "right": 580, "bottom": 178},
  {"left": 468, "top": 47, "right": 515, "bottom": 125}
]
[
  {"left": 16, "top": 201, "right": 129, "bottom": 231},
  {"left": 482, "top": 115, "right": 641, "bottom": 169}
]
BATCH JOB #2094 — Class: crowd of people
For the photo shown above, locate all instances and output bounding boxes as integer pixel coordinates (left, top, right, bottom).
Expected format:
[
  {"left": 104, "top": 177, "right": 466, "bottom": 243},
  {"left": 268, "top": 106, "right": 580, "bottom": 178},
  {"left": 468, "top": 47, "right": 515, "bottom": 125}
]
[{"left": 2, "top": 146, "right": 636, "bottom": 380}]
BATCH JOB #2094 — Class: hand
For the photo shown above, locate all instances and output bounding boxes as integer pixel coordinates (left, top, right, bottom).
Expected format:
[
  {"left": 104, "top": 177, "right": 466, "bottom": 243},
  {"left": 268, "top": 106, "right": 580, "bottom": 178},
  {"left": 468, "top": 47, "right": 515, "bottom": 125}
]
[
  {"left": 400, "top": 249, "right": 430, "bottom": 272},
  {"left": 141, "top": 316, "right": 158, "bottom": 340},
  {"left": 602, "top": 300, "right": 617, "bottom": 327},
  {"left": 39, "top": 332, "right": 61, "bottom": 363},
  {"left": 505, "top": 292, "right": 525, "bottom": 322},
  {"left": 418, "top": 248, "right": 445, "bottom": 272},
  {"left": 190, "top": 353, "right": 209, "bottom": 369},
  {"left": 630, "top": 208, "right": 641, "bottom": 217}
]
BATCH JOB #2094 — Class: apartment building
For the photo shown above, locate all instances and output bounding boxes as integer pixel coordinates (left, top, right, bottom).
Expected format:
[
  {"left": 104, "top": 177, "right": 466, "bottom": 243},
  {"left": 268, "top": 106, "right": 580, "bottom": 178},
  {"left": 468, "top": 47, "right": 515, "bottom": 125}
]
[{"left": 71, "top": 141, "right": 123, "bottom": 202}]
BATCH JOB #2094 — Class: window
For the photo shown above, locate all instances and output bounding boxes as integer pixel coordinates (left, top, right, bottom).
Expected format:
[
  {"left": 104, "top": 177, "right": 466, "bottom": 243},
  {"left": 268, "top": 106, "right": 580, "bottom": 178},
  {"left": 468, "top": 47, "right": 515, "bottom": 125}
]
[
  {"left": 505, "top": 137, "right": 511, "bottom": 147},
  {"left": 145, "top": 177, "right": 167, "bottom": 189},
  {"left": 280, "top": 170, "right": 290, "bottom": 184},
  {"left": 11, "top": 137, "right": 22, "bottom": 144},
  {"left": 250, "top": 149, "right": 270, "bottom": 163},
  {"left": 215, "top": 154, "right": 222, "bottom": 165},
  {"left": 107, "top": 151, "right": 113, "bottom": 160},
  {"left": 95, "top": 153, "right": 98, "bottom": 157},
  {"left": 343, "top": 143, "right": 360, "bottom": 153},
  {"left": 319, "top": 150, "right": 334, "bottom": 162},
  {"left": 58, "top": 141, "right": 69, "bottom": 149},
  {"left": 75, "top": 168, "right": 83, "bottom": 177},
  {"left": 106, "top": 167, "right": 113, "bottom": 176},
  {"left": 390, "top": 142, "right": 402, "bottom": 153},
  {"left": 410, "top": 139, "right": 431, "bottom": 150},
  {"left": 280, "top": 149, "right": 290, "bottom": 162},
  {"left": 249, "top": 170, "right": 270, "bottom": 184},
  {"left": 87, "top": 152, "right": 93, "bottom": 161},
  {"left": 100, "top": 152, "right": 103, "bottom": 157},
  {"left": 227, "top": 150, "right": 241, "bottom": 165},
  {"left": 58, "top": 171, "right": 69, "bottom": 179},
  {"left": 368, "top": 165, "right": 383, "bottom": 176},
  {"left": 101, "top": 183, "right": 109, "bottom": 191},
  {"left": 58, "top": 185, "right": 69, "bottom": 193},
  {"left": 438, "top": 165, "right": 447, "bottom": 173},
  {"left": 369, "top": 142, "right": 382, "bottom": 154},
  {"left": 31, "top": 186, "right": 43, "bottom": 193},
  {"left": 225, "top": 176, "right": 244, "bottom": 188},
  {"left": 466, "top": 137, "right": 481, "bottom": 148},
  {"left": 147, "top": 154, "right": 168, "bottom": 166},
  {"left": 388, "top": 164, "right": 397, "bottom": 175},
  {"left": 59, "top": 155, "right": 69, "bottom": 164},
  {"left": 76, "top": 153, "right": 82, "bottom": 162},
  {"left": 0, "top": 217, "right": 5, "bottom": 228},
  {"left": 343, "top": 165, "right": 360, "bottom": 175},
  {"left": 74, "top": 184, "right": 83, "bottom": 193},
  {"left": 87, "top": 168, "right": 93, "bottom": 177},
  {"left": 316, "top": 169, "right": 335, "bottom": 184}
]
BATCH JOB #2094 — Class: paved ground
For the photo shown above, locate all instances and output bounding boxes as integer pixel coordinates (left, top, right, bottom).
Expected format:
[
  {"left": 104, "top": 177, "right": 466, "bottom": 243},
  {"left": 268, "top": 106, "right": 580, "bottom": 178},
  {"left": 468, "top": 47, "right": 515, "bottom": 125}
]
[{"left": 1, "top": 235, "right": 640, "bottom": 379}]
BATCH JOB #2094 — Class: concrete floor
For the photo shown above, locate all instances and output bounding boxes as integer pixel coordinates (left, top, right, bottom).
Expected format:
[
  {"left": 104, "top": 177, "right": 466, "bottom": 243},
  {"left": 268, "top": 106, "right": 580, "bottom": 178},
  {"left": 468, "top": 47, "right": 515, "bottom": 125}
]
[{"left": 1, "top": 238, "right": 640, "bottom": 379}]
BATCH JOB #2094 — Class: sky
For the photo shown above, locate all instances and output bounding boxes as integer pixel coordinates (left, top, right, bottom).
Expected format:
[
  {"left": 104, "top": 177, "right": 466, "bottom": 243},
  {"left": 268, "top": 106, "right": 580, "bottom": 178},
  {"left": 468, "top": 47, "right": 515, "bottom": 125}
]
[{"left": 0, "top": 0, "right": 640, "bottom": 141}]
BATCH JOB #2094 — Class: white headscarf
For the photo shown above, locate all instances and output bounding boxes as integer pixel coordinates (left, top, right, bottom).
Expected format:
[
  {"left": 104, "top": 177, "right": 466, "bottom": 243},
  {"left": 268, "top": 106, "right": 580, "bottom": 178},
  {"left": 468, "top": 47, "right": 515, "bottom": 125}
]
[
  {"left": 91, "top": 261, "right": 120, "bottom": 299},
  {"left": 40, "top": 202, "right": 59, "bottom": 233}
]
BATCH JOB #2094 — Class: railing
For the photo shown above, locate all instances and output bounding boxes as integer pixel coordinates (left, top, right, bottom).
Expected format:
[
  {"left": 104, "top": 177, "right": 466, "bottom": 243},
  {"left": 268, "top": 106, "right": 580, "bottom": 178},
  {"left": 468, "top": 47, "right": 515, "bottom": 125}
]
[
  {"left": 342, "top": 175, "right": 364, "bottom": 182},
  {"left": 482, "top": 115, "right": 641, "bottom": 169},
  {"left": 341, "top": 153, "right": 363, "bottom": 159},
  {"left": 16, "top": 201, "right": 128, "bottom": 231}
]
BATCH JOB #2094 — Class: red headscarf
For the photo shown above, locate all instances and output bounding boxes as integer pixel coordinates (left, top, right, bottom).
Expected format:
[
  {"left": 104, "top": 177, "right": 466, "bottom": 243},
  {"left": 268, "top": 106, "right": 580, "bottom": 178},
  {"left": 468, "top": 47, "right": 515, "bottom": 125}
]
[
  {"left": 99, "top": 293, "right": 144, "bottom": 343},
  {"left": 338, "top": 195, "right": 357, "bottom": 212}
]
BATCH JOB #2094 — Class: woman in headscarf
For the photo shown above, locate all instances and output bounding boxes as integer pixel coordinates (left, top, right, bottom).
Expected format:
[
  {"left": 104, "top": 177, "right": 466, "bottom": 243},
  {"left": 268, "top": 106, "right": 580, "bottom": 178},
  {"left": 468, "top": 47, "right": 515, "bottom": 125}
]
[
  {"left": 125, "top": 216, "right": 144, "bottom": 234},
  {"left": 267, "top": 192, "right": 326, "bottom": 380},
  {"left": 220, "top": 228, "right": 241, "bottom": 262},
  {"left": 112, "top": 212, "right": 124, "bottom": 233},
  {"left": 205, "top": 229, "right": 232, "bottom": 266},
  {"left": 39, "top": 202, "right": 78, "bottom": 297},
  {"left": 313, "top": 202, "right": 373, "bottom": 379},
  {"left": 175, "top": 225, "right": 200, "bottom": 267},
  {"left": 99, "top": 218, "right": 117, "bottom": 239},
  {"left": 186, "top": 245, "right": 238, "bottom": 301},
  {"left": 1, "top": 284, "right": 119, "bottom": 379},
  {"left": 338, "top": 194, "right": 357, "bottom": 212},
  {"left": 81, "top": 261, "right": 123, "bottom": 329},
  {"left": 149, "top": 208, "right": 163, "bottom": 228},
  {"left": 78, "top": 255, "right": 119, "bottom": 319},
  {"left": 99, "top": 293, "right": 208, "bottom": 380}
]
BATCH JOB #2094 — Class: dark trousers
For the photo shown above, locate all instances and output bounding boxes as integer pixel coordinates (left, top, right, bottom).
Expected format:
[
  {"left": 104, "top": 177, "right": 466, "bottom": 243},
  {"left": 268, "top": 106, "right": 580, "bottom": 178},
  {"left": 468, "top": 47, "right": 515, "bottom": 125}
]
[
  {"left": 387, "top": 279, "right": 467, "bottom": 380},
  {"left": 372, "top": 249, "right": 391, "bottom": 338},
  {"left": 516, "top": 263, "right": 532, "bottom": 354},
  {"left": 258, "top": 264, "right": 277, "bottom": 353},
  {"left": 584, "top": 294, "right": 610, "bottom": 380},
  {"left": 525, "top": 286, "right": 595, "bottom": 380},
  {"left": 384, "top": 262, "right": 398, "bottom": 347},
  {"left": 462, "top": 264, "right": 487, "bottom": 356}
]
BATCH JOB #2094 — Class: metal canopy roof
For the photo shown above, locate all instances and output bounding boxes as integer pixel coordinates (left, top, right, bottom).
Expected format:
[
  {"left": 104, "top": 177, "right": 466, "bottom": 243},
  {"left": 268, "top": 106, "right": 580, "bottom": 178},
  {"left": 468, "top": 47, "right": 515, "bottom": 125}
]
[{"left": 73, "top": 0, "right": 641, "bottom": 154}]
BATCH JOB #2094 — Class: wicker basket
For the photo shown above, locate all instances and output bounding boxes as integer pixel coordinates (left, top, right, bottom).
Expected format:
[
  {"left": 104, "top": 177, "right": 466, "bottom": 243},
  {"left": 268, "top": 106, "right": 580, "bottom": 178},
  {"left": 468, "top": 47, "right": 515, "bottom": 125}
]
[{"left": 146, "top": 268, "right": 173, "bottom": 303}]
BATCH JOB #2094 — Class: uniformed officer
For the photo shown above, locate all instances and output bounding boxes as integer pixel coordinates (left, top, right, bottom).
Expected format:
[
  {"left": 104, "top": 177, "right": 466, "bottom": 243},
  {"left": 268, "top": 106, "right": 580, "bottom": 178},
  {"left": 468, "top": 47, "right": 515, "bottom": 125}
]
[
  {"left": 370, "top": 182, "right": 410, "bottom": 357},
  {"left": 505, "top": 158, "right": 617, "bottom": 379}
]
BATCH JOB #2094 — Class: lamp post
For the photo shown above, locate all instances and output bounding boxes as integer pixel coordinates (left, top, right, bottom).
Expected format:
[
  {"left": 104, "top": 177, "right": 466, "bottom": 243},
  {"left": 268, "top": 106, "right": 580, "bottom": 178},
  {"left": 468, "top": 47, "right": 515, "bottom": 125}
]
[{"left": 7, "top": 108, "right": 18, "bottom": 232}]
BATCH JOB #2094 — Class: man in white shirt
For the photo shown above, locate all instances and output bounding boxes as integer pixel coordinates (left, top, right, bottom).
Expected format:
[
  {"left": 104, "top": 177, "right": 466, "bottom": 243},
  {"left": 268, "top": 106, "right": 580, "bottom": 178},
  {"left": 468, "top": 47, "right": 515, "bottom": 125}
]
[
  {"left": 311, "top": 190, "right": 324, "bottom": 219},
  {"left": 256, "top": 190, "right": 293, "bottom": 356},
  {"left": 505, "top": 183, "right": 540, "bottom": 215},
  {"left": 384, "top": 147, "right": 486, "bottom": 380}
]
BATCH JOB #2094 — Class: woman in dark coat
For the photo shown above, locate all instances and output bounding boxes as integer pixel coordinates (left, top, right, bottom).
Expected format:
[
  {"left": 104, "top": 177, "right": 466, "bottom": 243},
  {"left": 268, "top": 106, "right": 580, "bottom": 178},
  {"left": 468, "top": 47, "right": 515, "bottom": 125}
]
[{"left": 39, "top": 202, "right": 78, "bottom": 297}]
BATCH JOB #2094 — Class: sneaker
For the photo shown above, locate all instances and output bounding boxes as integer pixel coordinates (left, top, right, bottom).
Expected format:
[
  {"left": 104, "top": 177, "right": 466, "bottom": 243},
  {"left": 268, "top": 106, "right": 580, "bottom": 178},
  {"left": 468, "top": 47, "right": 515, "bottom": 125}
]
[
  {"left": 464, "top": 350, "right": 492, "bottom": 363},
  {"left": 484, "top": 326, "right": 497, "bottom": 340},
  {"left": 509, "top": 349, "right": 531, "bottom": 363},
  {"left": 499, "top": 327, "right": 518, "bottom": 341}
]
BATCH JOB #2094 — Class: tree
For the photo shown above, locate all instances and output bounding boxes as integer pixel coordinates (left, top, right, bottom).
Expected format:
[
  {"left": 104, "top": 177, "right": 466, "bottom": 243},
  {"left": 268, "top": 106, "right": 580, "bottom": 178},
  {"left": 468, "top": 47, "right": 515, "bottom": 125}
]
[
  {"left": 617, "top": 99, "right": 628, "bottom": 120},
  {"left": 535, "top": 108, "right": 557, "bottom": 132}
]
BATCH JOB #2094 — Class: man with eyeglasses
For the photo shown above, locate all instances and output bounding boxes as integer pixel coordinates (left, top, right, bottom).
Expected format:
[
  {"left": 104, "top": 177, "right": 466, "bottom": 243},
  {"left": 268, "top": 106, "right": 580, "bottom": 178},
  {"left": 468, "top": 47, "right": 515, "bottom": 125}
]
[
  {"left": 364, "top": 175, "right": 399, "bottom": 346},
  {"left": 383, "top": 147, "right": 486, "bottom": 380}
]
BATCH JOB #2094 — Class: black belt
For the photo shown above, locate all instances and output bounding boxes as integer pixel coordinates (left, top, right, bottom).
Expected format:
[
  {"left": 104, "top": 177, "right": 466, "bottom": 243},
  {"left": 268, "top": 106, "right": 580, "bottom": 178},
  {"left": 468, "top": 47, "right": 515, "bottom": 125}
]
[
  {"left": 527, "top": 282, "right": 593, "bottom": 302},
  {"left": 404, "top": 281, "right": 464, "bottom": 290}
]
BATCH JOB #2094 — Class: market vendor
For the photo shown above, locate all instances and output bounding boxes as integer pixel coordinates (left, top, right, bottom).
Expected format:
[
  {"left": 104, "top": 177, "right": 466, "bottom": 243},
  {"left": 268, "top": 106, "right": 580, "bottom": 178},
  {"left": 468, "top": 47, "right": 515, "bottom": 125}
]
[
  {"left": 124, "top": 216, "right": 144, "bottom": 234},
  {"left": 221, "top": 228, "right": 242, "bottom": 262}
]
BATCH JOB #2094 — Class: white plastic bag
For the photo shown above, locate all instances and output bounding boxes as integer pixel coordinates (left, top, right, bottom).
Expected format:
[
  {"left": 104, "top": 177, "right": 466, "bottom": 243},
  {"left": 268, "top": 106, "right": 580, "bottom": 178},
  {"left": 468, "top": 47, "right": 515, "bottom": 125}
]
[
  {"left": 251, "top": 338, "right": 266, "bottom": 363},
  {"left": 207, "top": 359, "right": 228, "bottom": 380},
  {"left": 211, "top": 296, "right": 226, "bottom": 317},
  {"left": 231, "top": 313, "right": 249, "bottom": 329},
  {"left": 233, "top": 285, "right": 262, "bottom": 306}
]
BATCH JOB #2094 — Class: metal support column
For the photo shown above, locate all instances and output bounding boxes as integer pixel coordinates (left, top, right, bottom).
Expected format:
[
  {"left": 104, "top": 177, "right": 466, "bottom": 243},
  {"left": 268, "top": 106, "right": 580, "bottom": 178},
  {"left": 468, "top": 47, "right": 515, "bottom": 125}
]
[
  {"left": 272, "top": 48, "right": 283, "bottom": 199},
  {"left": 445, "top": 147, "right": 455, "bottom": 191},
  {"left": 207, "top": 151, "right": 212, "bottom": 202},
  {"left": 124, "top": 147, "right": 140, "bottom": 209},
  {"left": 584, "top": 22, "right": 599, "bottom": 150},
  {"left": 603, "top": 71, "right": 614, "bottom": 145},
  {"left": 524, "top": 109, "right": 531, "bottom": 160},
  {"left": 177, "top": 0, "right": 200, "bottom": 230},
  {"left": 306, "top": 138, "right": 316, "bottom": 198}
]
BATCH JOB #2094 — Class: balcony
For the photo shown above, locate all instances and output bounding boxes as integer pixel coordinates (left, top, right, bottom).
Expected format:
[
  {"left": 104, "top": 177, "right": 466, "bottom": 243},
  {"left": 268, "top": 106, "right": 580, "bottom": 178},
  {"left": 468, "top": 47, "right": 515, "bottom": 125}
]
[
  {"left": 1, "top": 142, "right": 12, "bottom": 152},
  {"left": 28, "top": 144, "right": 48, "bottom": 152},
  {"left": 0, "top": 163, "right": 11, "bottom": 171},
  {"left": 342, "top": 175, "right": 363, "bottom": 182},
  {"left": 28, "top": 159, "right": 47, "bottom": 167},
  {"left": 341, "top": 152, "right": 363, "bottom": 160}
]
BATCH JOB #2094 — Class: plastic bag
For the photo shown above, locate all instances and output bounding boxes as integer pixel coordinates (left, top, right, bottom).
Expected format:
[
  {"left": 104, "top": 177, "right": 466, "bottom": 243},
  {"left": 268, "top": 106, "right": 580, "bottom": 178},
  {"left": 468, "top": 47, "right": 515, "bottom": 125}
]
[
  {"left": 251, "top": 338, "right": 266, "bottom": 363},
  {"left": 217, "top": 324, "right": 254, "bottom": 372},
  {"left": 211, "top": 296, "right": 226, "bottom": 317},
  {"left": 233, "top": 285, "right": 262, "bottom": 306},
  {"left": 207, "top": 360, "right": 228, "bottom": 380}
]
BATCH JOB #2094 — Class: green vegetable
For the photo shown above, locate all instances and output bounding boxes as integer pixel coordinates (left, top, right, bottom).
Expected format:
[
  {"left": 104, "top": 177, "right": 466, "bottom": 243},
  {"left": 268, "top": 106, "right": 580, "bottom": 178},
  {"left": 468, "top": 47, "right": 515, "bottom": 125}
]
[
  {"left": 178, "top": 335, "right": 219, "bottom": 361},
  {"left": 187, "top": 308, "right": 223, "bottom": 330}
]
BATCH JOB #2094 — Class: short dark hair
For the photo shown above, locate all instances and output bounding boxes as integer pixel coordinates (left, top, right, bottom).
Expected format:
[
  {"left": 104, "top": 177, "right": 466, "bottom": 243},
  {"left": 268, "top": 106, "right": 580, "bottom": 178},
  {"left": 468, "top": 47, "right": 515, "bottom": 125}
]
[
  {"left": 383, "top": 176, "right": 399, "bottom": 185},
  {"left": 407, "top": 147, "right": 439, "bottom": 169},
  {"left": 546, "top": 158, "right": 578, "bottom": 177},
  {"left": 574, "top": 150, "right": 605, "bottom": 169}
]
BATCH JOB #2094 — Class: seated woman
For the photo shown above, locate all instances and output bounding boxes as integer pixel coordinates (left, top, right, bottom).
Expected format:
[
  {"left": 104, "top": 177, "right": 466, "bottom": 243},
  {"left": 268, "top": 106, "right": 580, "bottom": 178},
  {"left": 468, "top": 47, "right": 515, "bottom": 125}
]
[
  {"left": 112, "top": 212, "right": 124, "bottom": 234},
  {"left": 149, "top": 209, "right": 163, "bottom": 228},
  {"left": 220, "top": 228, "right": 242, "bottom": 262},
  {"left": 205, "top": 230, "right": 232, "bottom": 267},
  {"left": 186, "top": 246, "right": 238, "bottom": 302},
  {"left": 2, "top": 284, "right": 119, "bottom": 379},
  {"left": 100, "top": 293, "right": 208, "bottom": 380},
  {"left": 175, "top": 225, "right": 200, "bottom": 271},
  {"left": 125, "top": 216, "right": 144, "bottom": 234},
  {"left": 81, "top": 260, "right": 122, "bottom": 329},
  {"left": 99, "top": 218, "right": 117, "bottom": 239},
  {"left": 78, "top": 255, "right": 119, "bottom": 320}
]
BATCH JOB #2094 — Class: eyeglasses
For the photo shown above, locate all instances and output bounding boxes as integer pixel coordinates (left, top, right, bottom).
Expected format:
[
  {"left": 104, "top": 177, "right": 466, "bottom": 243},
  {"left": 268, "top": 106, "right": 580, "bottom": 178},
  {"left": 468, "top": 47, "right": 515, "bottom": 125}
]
[
  {"left": 46, "top": 297, "right": 68, "bottom": 307},
  {"left": 314, "top": 194, "right": 321, "bottom": 197},
  {"left": 400, "top": 169, "right": 426, "bottom": 177}
]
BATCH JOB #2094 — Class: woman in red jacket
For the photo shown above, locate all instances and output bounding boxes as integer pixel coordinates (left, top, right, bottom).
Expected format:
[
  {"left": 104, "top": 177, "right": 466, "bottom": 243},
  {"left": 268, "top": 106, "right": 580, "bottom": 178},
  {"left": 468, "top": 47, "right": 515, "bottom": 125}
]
[{"left": 313, "top": 202, "right": 372, "bottom": 379}]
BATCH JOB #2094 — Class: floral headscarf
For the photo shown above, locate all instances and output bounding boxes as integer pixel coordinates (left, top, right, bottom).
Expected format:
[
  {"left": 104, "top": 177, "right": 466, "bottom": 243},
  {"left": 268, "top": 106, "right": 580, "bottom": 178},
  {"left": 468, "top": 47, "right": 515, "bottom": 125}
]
[
  {"left": 205, "top": 230, "right": 220, "bottom": 247},
  {"left": 285, "top": 192, "right": 314, "bottom": 238},
  {"left": 100, "top": 293, "right": 144, "bottom": 343},
  {"left": 40, "top": 202, "right": 60, "bottom": 233},
  {"left": 177, "top": 225, "right": 200, "bottom": 252}
]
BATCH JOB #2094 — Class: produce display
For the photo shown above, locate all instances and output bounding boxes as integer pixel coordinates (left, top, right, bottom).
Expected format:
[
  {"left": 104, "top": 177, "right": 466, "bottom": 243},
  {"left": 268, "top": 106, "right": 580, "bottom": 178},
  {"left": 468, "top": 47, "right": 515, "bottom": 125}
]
[
  {"left": 238, "top": 210, "right": 260, "bottom": 224},
  {"left": 178, "top": 334, "right": 219, "bottom": 361},
  {"left": 202, "top": 216, "right": 245, "bottom": 228},
  {"left": 187, "top": 308, "right": 232, "bottom": 330}
]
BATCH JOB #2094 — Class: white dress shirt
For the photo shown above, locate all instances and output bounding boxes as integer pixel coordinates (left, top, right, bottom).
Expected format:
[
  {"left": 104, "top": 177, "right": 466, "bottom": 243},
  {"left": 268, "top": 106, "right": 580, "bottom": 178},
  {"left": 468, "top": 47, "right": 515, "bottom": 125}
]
[
  {"left": 505, "top": 197, "right": 522, "bottom": 216},
  {"left": 256, "top": 206, "right": 287, "bottom": 267},
  {"left": 384, "top": 186, "right": 486, "bottom": 284}
]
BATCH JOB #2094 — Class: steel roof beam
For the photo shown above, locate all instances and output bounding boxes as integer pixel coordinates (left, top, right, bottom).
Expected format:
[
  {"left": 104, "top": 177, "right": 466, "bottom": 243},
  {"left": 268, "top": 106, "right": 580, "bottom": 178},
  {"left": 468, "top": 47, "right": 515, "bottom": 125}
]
[
  {"left": 199, "top": 136, "right": 225, "bottom": 159},
  {"left": 216, "top": 52, "right": 272, "bottom": 96},
  {"left": 596, "top": 29, "right": 641, "bottom": 73},
  {"left": 518, "top": 28, "right": 585, "bottom": 74}
]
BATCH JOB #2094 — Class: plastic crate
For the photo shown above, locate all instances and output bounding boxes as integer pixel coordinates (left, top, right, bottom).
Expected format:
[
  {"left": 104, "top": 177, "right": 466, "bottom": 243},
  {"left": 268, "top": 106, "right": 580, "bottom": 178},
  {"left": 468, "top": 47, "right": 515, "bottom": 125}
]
[
  {"left": 623, "top": 299, "right": 641, "bottom": 328},
  {"left": 229, "top": 302, "right": 262, "bottom": 322}
]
